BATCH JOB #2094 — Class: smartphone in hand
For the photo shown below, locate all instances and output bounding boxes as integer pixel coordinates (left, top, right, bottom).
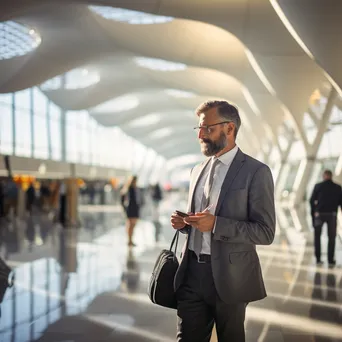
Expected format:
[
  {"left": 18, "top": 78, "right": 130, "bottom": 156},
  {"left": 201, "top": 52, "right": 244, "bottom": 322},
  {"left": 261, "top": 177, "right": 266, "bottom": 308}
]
[{"left": 175, "top": 210, "right": 189, "bottom": 218}]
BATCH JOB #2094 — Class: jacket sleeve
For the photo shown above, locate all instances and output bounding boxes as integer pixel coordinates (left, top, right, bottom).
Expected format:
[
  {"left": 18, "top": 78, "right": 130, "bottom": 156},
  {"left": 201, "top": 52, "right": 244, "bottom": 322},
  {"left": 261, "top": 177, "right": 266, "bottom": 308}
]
[
  {"left": 213, "top": 165, "right": 275, "bottom": 245},
  {"left": 309, "top": 184, "right": 318, "bottom": 216}
]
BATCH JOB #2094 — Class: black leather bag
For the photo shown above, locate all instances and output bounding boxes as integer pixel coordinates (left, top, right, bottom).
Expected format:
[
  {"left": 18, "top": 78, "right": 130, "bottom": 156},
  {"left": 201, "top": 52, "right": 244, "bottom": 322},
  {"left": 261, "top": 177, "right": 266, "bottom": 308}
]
[
  {"left": 148, "top": 230, "right": 179, "bottom": 309},
  {"left": 0, "top": 257, "right": 14, "bottom": 303}
]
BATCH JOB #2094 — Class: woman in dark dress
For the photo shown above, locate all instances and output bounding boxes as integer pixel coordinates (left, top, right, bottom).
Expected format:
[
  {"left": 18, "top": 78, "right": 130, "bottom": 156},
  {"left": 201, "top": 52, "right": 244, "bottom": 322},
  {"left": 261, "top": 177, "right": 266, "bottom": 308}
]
[{"left": 121, "top": 176, "right": 140, "bottom": 247}]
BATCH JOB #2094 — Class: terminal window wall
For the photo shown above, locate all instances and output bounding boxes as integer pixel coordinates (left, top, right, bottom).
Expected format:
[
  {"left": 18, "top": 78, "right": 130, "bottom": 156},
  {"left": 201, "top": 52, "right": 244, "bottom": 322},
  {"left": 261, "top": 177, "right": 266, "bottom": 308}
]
[
  {"left": 65, "top": 112, "right": 136, "bottom": 169},
  {"left": 49, "top": 101, "right": 62, "bottom": 161},
  {"left": 0, "top": 87, "right": 158, "bottom": 172},
  {"left": 66, "top": 111, "right": 92, "bottom": 165},
  {"left": 33, "top": 88, "right": 49, "bottom": 159},
  {"left": 0, "top": 93, "right": 13, "bottom": 155},
  {"left": 14, "top": 89, "right": 31, "bottom": 157}
]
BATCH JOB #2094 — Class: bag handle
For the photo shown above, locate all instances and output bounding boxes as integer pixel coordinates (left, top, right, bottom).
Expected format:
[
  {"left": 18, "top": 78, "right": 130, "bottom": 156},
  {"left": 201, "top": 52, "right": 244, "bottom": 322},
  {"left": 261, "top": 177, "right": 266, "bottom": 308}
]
[
  {"left": 8, "top": 271, "right": 15, "bottom": 288},
  {"left": 169, "top": 230, "right": 179, "bottom": 255}
]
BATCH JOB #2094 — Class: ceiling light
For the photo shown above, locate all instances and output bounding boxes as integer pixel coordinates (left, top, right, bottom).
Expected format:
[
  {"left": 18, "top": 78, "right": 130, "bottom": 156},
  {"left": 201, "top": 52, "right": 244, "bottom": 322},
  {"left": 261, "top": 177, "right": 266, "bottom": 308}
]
[
  {"left": 0, "top": 21, "right": 42, "bottom": 60},
  {"left": 91, "top": 95, "right": 139, "bottom": 114},
  {"left": 41, "top": 68, "right": 100, "bottom": 90},
  {"left": 149, "top": 128, "right": 173, "bottom": 139},
  {"left": 89, "top": 6, "right": 173, "bottom": 25},
  {"left": 134, "top": 57, "right": 187, "bottom": 71},
  {"left": 165, "top": 89, "right": 195, "bottom": 98},
  {"left": 129, "top": 113, "right": 161, "bottom": 127},
  {"left": 38, "top": 163, "right": 47, "bottom": 175}
]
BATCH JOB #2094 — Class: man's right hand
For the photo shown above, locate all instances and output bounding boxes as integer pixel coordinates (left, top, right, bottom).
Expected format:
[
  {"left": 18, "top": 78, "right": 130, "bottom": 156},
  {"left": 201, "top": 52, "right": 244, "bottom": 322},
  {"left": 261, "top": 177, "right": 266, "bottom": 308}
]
[{"left": 170, "top": 212, "right": 190, "bottom": 230}]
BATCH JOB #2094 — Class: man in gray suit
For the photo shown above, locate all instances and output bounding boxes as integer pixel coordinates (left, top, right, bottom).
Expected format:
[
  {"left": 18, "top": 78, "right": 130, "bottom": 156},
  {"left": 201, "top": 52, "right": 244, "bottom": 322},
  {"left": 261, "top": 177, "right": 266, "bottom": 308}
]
[{"left": 170, "top": 100, "right": 276, "bottom": 342}]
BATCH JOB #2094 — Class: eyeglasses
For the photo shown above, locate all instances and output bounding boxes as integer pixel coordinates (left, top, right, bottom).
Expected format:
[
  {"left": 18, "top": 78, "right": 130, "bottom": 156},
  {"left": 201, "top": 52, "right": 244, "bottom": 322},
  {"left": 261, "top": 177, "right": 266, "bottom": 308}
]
[{"left": 193, "top": 121, "right": 231, "bottom": 134}]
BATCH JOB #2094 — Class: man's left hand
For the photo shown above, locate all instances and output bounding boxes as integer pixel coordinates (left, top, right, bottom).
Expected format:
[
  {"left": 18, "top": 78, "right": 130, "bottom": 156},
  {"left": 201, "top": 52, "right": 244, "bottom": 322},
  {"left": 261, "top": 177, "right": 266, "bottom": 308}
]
[{"left": 183, "top": 211, "right": 216, "bottom": 232}]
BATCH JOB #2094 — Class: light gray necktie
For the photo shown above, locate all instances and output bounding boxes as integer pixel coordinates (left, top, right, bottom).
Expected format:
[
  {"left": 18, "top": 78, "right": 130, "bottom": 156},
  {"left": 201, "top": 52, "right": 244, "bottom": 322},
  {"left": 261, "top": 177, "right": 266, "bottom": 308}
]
[{"left": 193, "top": 158, "right": 220, "bottom": 256}]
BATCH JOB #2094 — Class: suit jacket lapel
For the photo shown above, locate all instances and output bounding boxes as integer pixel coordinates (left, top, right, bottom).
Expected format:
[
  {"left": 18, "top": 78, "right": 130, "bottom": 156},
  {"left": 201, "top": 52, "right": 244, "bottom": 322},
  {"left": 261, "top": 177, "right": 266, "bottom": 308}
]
[
  {"left": 215, "top": 149, "right": 245, "bottom": 214},
  {"left": 188, "top": 158, "right": 211, "bottom": 213}
]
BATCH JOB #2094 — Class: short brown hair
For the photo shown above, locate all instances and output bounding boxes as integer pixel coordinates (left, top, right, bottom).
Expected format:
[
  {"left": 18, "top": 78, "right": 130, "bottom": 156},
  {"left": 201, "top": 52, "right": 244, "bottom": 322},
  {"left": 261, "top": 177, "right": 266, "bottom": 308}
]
[{"left": 195, "top": 100, "right": 241, "bottom": 138}]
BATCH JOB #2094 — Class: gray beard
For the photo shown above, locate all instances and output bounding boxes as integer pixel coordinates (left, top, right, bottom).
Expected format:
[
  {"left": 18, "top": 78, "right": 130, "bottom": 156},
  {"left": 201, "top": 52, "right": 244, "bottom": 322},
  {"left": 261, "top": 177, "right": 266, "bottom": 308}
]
[{"left": 201, "top": 132, "right": 227, "bottom": 157}]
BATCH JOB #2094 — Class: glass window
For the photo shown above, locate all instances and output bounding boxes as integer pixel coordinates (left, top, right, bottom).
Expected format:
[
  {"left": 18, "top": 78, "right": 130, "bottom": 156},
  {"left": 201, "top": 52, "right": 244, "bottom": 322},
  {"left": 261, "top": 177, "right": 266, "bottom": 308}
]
[
  {"left": 0, "top": 102, "right": 14, "bottom": 154},
  {"left": 50, "top": 102, "right": 62, "bottom": 161},
  {"left": 33, "top": 87, "right": 47, "bottom": 112},
  {"left": 14, "top": 107, "right": 31, "bottom": 157},
  {"left": 33, "top": 88, "right": 49, "bottom": 159},
  {"left": 88, "top": 117, "right": 96, "bottom": 165},
  {"left": 317, "top": 126, "right": 342, "bottom": 159},
  {"left": 132, "top": 141, "right": 147, "bottom": 172},
  {"left": 0, "top": 92, "right": 12, "bottom": 105},
  {"left": 34, "top": 111, "right": 49, "bottom": 159},
  {"left": 284, "top": 162, "right": 300, "bottom": 192},
  {"left": 98, "top": 126, "right": 106, "bottom": 166},
  {"left": 66, "top": 111, "right": 79, "bottom": 163},
  {"left": 78, "top": 112, "right": 90, "bottom": 164},
  {"left": 288, "top": 139, "right": 306, "bottom": 162},
  {"left": 33, "top": 89, "right": 49, "bottom": 159},
  {"left": 14, "top": 88, "right": 30, "bottom": 110}
]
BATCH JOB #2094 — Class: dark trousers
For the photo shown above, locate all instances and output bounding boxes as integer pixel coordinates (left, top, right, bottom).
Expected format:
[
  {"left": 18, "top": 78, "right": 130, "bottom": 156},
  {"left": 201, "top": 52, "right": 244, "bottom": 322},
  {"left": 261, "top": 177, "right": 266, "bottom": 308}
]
[
  {"left": 313, "top": 213, "right": 337, "bottom": 263},
  {"left": 0, "top": 197, "right": 4, "bottom": 217},
  {"left": 176, "top": 252, "right": 247, "bottom": 342}
]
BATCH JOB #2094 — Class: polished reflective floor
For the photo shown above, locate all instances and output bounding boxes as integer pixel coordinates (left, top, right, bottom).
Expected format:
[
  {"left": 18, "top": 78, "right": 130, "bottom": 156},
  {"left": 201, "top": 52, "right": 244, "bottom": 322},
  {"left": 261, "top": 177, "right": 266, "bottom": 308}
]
[{"left": 0, "top": 194, "right": 341, "bottom": 342}]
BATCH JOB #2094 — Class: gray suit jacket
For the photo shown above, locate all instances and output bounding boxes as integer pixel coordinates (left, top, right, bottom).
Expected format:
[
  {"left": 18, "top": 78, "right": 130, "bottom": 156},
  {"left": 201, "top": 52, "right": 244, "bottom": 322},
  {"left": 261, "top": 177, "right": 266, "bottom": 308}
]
[{"left": 174, "top": 149, "right": 276, "bottom": 304}]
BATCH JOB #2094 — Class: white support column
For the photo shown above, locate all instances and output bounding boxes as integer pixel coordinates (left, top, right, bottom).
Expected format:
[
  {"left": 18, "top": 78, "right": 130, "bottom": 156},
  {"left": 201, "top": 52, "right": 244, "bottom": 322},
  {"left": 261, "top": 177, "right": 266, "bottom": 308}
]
[
  {"left": 335, "top": 153, "right": 342, "bottom": 240},
  {"left": 275, "top": 127, "right": 295, "bottom": 200},
  {"left": 275, "top": 163, "right": 291, "bottom": 201},
  {"left": 307, "top": 107, "right": 319, "bottom": 126},
  {"left": 293, "top": 88, "right": 338, "bottom": 206},
  {"left": 275, "top": 136, "right": 293, "bottom": 184},
  {"left": 261, "top": 139, "right": 272, "bottom": 165}
]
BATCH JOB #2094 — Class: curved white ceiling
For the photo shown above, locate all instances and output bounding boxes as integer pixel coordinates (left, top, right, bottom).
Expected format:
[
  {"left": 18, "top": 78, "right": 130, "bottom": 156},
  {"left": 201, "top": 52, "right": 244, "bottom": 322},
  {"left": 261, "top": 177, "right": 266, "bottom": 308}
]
[{"left": 0, "top": 0, "right": 339, "bottom": 163}]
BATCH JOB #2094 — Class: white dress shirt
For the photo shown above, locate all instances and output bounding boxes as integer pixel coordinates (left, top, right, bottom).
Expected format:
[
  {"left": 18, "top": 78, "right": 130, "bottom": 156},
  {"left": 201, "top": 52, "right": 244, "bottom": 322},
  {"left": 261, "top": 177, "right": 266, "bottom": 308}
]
[{"left": 189, "top": 145, "right": 239, "bottom": 255}]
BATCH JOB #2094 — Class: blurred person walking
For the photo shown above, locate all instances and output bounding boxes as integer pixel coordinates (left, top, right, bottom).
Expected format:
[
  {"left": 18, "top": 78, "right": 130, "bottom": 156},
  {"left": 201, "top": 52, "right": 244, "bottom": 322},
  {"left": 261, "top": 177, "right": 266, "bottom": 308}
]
[
  {"left": 26, "top": 182, "right": 36, "bottom": 215},
  {"left": 121, "top": 176, "right": 141, "bottom": 247},
  {"left": 310, "top": 170, "right": 342, "bottom": 266},
  {"left": 151, "top": 183, "right": 163, "bottom": 221}
]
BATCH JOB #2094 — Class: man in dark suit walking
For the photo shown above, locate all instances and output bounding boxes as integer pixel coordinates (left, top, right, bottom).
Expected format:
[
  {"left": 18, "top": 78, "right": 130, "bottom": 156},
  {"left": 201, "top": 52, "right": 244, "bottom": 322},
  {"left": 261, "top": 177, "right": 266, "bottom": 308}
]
[
  {"left": 170, "top": 101, "right": 276, "bottom": 342},
  {"left": 310, "top": 170, "right": 342, "bottom": 266}
]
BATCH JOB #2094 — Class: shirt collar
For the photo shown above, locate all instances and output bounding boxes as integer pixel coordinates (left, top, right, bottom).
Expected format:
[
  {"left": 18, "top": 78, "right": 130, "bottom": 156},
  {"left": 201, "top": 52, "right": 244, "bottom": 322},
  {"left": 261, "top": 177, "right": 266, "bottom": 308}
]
[{"left": 213, "top": 145, "right": 239, "bottom": 166}]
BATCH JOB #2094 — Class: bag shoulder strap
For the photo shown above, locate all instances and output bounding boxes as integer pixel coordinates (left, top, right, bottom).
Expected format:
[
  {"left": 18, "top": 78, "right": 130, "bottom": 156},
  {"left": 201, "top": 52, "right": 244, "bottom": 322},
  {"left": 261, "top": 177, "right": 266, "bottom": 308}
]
[{"left": 169, "top": 231, "right": 179, "bottom": 255}]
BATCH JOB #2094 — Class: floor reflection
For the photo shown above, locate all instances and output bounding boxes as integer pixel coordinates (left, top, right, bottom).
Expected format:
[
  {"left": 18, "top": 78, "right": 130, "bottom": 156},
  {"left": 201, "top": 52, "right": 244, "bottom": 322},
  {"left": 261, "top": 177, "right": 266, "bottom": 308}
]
[
  {"left": 121, "top": 249, "right": 140, "bottom": 293},
  {"left": 0, "top": 198, "right": 341, "bottom": 342}
]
